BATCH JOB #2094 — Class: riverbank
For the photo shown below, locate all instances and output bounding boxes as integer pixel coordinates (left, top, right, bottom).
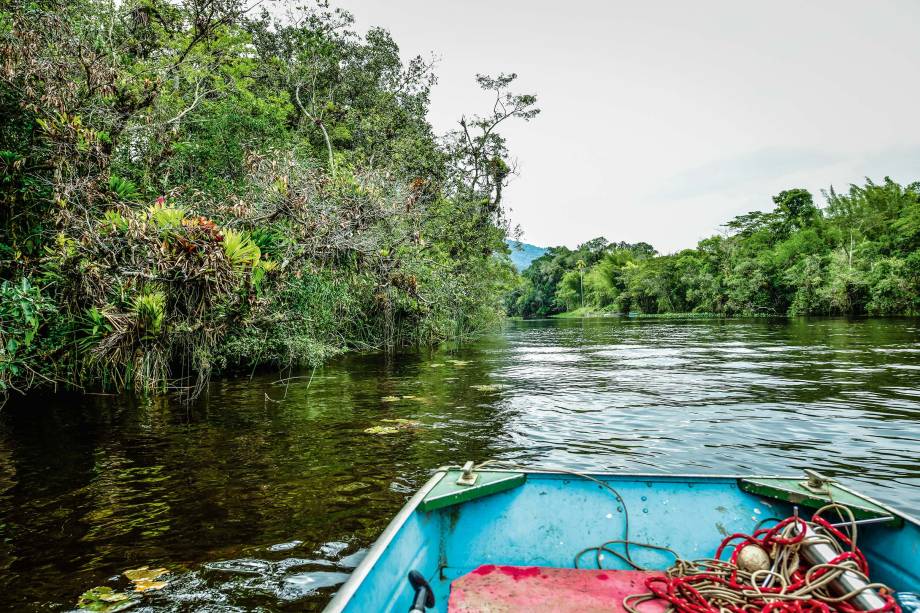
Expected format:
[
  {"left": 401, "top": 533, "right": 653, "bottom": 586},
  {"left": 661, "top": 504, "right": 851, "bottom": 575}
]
[{"left": 550, "top": 308, "right": 757, "bottom": 319}]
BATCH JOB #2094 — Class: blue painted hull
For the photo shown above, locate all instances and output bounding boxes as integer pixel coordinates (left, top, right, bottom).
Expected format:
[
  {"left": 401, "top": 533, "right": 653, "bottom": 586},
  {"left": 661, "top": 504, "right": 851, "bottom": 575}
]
[{"left": 325, "top": 470, "right": 920, "bottom": 612}]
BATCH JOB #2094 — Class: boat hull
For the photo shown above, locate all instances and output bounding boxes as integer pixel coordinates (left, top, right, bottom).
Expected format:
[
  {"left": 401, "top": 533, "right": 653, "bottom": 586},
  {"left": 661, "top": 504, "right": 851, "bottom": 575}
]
[{"left": 325, "top": 470, "right": 920, "bottom": 612}]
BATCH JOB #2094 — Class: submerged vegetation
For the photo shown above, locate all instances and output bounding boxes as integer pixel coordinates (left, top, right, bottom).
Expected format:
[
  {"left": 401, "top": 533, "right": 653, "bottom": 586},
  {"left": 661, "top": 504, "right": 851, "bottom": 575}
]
[
  {"left": 0, "top": 0, "right": 538, "bottom": 398},
  {"left": 509, "top": 181, "right": 920, "bottom": 319}
]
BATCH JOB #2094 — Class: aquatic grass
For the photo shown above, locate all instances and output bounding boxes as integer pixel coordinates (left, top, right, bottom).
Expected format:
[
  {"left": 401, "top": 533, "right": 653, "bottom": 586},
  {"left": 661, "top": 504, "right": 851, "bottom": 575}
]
[
  {"left": 364, "top": 425, "right": 399, "bottom": 435},
  {"left": 470, "top": 384, "right": 503, "bottom": 392},
  {"left": 364, "top": 418, "right": 421, "bottom": 435}
]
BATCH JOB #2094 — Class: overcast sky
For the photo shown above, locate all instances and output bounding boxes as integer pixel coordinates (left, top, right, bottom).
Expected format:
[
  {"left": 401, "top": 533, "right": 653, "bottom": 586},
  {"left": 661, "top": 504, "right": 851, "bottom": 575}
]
[{"left": 334, "top": 0, "right": 920, "bottom": 253}]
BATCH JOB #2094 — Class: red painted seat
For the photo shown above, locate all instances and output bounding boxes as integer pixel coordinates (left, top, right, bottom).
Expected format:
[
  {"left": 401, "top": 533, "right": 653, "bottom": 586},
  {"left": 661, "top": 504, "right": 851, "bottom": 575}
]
[{"left": 448, "top": 565, "right": 667, "bottom": 612}]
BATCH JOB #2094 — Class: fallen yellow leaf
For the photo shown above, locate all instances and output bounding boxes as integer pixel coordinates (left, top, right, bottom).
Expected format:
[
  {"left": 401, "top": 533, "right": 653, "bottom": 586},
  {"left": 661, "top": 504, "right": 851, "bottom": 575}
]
[
  {"left": 132, "top": 579, "right": 168, "bottom": 593},
  {"left": 124, "top": 566, "right": 168, "bottom": 582}
]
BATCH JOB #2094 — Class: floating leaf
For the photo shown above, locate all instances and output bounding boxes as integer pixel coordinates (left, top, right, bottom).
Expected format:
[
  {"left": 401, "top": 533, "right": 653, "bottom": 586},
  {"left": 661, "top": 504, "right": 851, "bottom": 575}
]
[
  {"left": 132, "top": 580, "right": 167, "bottom": 593},
  {"left": 470, "top": 384, "right": 502, "bottom": 392},
  {"left": 81, "top": 587, "right": 129, "bottom": 603},
  {"left": 77, "top": 587, "right": 136, "bottom": 612},
  {"left": 380, "top": 396, "right": 400, "bottom": 402},
  {"left": 429, "top": 363, "right": 444, "bottom": 368},
  {"left": 364, "top": 425, "right": 399, "bottom": 435},
  {"left": 124, "top": 567, "right": 168, "bottom": 582},
  {"left": 123, "top": 566, "right": 169, "bottom": 593}
]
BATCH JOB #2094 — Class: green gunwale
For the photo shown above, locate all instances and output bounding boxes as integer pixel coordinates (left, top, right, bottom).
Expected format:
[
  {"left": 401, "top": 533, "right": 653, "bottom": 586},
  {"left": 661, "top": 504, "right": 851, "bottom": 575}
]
[
  {"left": 419, "top": 470, "right": 526, "bottom": 512},
  {"left": 739, "top": 477, "right": 903, "bottom": 527}
]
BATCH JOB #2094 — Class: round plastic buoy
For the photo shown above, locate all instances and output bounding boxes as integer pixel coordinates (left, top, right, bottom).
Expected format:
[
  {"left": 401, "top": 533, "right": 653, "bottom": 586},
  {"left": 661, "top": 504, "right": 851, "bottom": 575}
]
[{"left": 737, "top": 543, "right": 771, "bottom": 573}]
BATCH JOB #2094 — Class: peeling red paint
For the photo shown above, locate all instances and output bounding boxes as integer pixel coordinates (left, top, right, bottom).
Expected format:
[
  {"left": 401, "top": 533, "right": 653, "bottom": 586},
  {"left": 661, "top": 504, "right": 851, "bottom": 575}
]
[
  {"left": 498, "top": 565, "right": 541, "bottom": 580},
  {"left": 449, "top": 567, "right": 668, "bottom": 612}
]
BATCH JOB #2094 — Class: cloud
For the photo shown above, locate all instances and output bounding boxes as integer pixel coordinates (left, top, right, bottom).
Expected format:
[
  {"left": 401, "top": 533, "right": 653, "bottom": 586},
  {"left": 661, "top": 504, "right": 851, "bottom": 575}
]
[
  {"left": 855, "top": 146, "right": 920, "bottom": 186},
  {"left": 652, "top": 147, "right": 844, "bottom": 201}
]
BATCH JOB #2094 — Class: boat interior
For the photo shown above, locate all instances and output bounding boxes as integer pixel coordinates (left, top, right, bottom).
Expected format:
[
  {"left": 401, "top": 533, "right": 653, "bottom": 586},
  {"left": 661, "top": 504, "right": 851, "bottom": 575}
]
[{"left": 327, "top": 469, "right": 919, "bottom": 612}]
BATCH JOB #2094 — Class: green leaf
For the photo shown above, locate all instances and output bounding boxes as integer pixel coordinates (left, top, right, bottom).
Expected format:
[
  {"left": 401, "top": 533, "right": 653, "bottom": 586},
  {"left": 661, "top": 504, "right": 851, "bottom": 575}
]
[{"left": 77, "top": 586, "right": 136, "bottom": 612}]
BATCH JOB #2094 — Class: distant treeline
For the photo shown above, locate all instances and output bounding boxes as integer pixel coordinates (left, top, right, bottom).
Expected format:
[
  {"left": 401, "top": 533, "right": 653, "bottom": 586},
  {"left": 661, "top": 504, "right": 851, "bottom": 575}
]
[
  {"left": 507, "top": 179, "right": 920, "bottom": 318},
  {"left": 0, "top": 0, "right": 537, "bottom": 398}
]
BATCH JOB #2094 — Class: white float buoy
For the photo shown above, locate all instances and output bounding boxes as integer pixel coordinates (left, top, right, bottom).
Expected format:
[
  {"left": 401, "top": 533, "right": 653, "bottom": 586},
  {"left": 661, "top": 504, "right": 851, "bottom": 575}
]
[{"left": 736, "top": 543, "right": 771, "bottom": 573}]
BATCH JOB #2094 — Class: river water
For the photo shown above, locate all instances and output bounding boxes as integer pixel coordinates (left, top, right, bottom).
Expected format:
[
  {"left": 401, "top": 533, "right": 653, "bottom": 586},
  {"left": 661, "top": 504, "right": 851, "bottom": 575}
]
[{"left": 1, "top": 317, "right": 918, "bottom": 610}]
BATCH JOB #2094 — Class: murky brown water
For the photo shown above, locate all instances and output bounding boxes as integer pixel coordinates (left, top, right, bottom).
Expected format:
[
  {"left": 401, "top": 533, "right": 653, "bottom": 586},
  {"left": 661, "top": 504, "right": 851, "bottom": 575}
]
[{"left": 1, "top": 317, "right": 918, "bottom": 610}]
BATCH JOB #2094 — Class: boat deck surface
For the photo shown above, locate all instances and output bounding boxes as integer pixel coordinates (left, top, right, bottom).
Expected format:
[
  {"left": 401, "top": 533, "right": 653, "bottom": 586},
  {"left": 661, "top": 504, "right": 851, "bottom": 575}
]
[{"left": 447, "top": 565, "right": 667, "bottom": 613}]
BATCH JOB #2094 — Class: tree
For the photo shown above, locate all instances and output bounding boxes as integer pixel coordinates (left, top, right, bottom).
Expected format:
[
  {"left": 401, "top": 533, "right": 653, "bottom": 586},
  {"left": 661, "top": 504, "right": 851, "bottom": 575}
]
[
  {"left": 446, "top": 73, "right": 539, "bottom": 218},
  {"left": 773, "top": 188, "right": 820, "bottom": 234}
]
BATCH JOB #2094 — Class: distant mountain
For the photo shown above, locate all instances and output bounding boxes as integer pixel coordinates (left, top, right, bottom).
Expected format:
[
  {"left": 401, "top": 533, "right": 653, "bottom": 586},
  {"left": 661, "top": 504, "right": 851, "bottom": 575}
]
[{"left": 505, "top": 240, "right": 547, "bottom": 272}]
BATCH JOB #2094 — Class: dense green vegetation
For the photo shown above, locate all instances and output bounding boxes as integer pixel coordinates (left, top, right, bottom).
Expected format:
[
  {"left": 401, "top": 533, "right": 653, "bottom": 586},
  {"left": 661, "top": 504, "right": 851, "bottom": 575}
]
[
  {"left": 0, "top": 0, "right": 538, "bottom": 398},
  {"left": 508, "top": 181, "right": 920, "bottom": 319}
]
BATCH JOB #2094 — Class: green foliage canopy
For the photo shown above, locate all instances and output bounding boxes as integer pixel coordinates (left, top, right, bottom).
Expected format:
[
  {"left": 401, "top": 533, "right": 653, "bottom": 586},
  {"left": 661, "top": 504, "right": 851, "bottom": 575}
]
[
  {"left": 0, "top": 0, "right": 538, "bottom": 398},
  {"left": 509, "top": 179, "right": 920, "bottom": 319}
]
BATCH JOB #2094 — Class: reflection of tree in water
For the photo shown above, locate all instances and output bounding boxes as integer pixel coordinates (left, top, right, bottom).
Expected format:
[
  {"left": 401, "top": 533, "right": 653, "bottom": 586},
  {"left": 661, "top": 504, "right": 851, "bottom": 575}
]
[
  {"left": 0, "top": 434, "right": 16, "bottom": 576},
  {"left": 0, "top": 396, "right": 141, "bottom": 606}
]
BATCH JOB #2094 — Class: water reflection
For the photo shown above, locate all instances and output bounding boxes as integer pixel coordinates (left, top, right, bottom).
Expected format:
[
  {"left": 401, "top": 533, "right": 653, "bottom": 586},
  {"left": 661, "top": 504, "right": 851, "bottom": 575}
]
[{"left": 0, "top": 317, "right": 918, "bottom": 610}]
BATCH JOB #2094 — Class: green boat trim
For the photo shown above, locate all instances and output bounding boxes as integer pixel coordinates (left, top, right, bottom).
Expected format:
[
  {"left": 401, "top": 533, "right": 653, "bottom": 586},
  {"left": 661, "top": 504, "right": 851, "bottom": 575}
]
[
  {"left": 419, "top": 467, "right": 915, "bottom": 527},
  {"left": 740, "top": 477, "right": 903, "bottom": 527},
  {"left": 419, "top": 469, "right": 526, "bottom": 512}
]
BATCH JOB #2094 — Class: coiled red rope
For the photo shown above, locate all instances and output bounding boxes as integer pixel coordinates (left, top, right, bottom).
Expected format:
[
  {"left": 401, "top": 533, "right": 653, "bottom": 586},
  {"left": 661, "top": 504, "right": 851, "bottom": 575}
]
[{"left": 625, "top": 511, "right": 900, "bottom": 613}]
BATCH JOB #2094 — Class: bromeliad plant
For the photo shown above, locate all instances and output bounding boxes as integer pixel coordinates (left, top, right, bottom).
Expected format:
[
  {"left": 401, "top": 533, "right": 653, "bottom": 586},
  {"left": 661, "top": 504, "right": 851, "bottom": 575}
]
[
  {"left": 40, "top": 195, "right": 280, "bottom": 396},
  {"left": 221, "top": 229, "right": 261, "bottom": 270}
]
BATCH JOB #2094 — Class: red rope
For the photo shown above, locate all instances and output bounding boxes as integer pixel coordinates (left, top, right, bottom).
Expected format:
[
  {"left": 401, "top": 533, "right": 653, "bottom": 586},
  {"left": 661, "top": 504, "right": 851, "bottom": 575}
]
[{"left": 643, "top": 515, "right": 900, "bottom": 613}]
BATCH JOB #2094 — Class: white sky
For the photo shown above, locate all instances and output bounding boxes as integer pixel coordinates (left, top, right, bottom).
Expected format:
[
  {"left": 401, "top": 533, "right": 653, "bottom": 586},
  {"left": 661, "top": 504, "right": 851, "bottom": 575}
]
[{"left": 333, "top": 0, "right": 920, "bottom": 253}]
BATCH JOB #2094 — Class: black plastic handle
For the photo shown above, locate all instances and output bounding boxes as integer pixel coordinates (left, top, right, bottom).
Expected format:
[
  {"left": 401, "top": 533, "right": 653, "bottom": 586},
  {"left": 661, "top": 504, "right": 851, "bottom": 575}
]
[{"left": 408, "top": 570, "right": 435, "bottom": 611}]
